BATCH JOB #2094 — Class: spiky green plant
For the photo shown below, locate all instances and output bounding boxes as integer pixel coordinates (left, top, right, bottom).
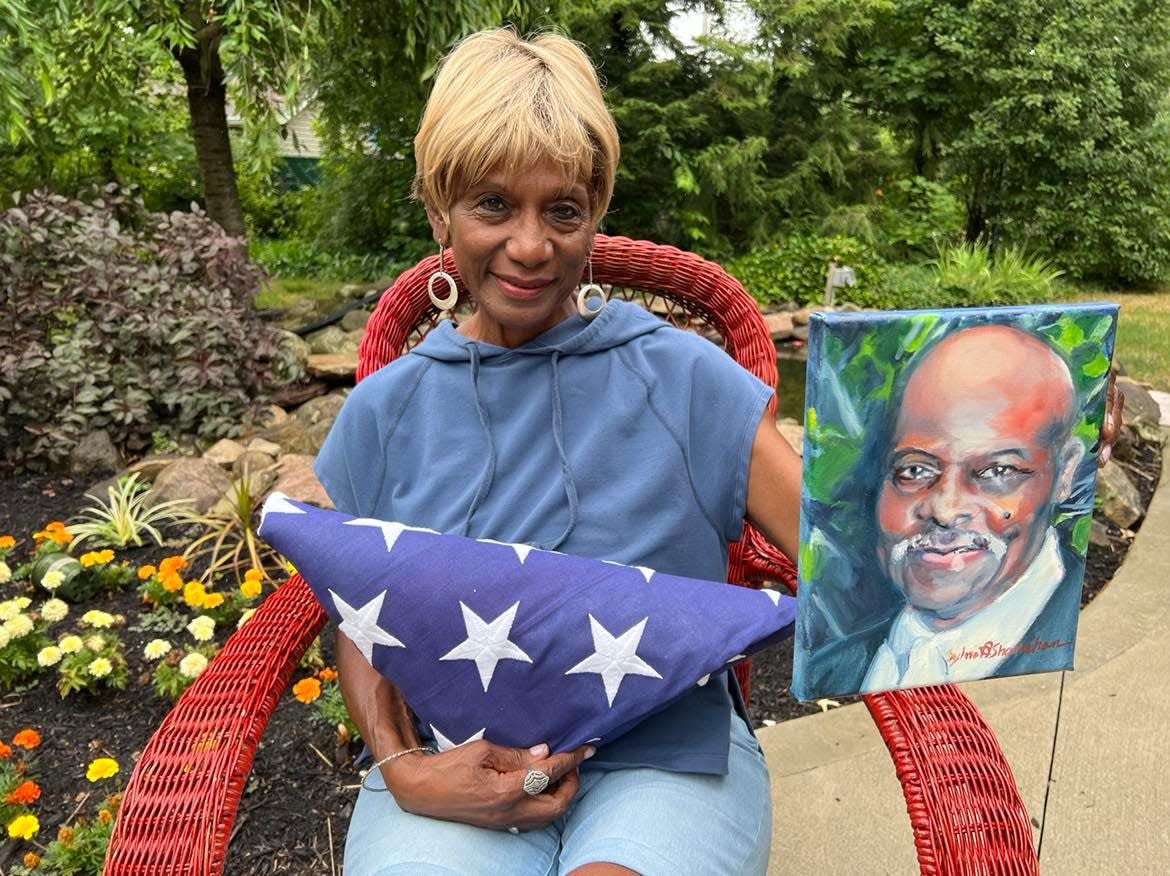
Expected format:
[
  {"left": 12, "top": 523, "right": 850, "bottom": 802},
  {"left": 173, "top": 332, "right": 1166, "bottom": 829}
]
[
  {"left": 182, "top": 468, "right": 283, "bottom": 583},
  {"left": 68, "top": 473, "right": 193, "bottom": 549}
]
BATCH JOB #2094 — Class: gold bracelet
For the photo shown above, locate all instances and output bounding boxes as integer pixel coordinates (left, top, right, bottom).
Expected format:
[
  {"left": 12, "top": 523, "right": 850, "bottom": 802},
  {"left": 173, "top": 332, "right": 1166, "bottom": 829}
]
[{"left": 359, "top": 745, "right": 436, "bottom": 793}]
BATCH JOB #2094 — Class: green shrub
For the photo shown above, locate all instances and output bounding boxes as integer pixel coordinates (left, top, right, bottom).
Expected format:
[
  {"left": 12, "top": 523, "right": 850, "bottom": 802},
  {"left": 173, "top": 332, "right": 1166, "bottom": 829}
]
[
  {"left": 0, "top": 187, "right": 304, "bottom": 471},
  {"left": 931, "top": 243, "right": 1063, "bottom": 306},
  {"left": 872, "top": 177, "right": 966, "bottom": 260},
  {"left": 249, "top": 237, "right": 402, "bottom": 282},
  {"left": 726, "top": 234, "right": 888, "bottom": 307}
]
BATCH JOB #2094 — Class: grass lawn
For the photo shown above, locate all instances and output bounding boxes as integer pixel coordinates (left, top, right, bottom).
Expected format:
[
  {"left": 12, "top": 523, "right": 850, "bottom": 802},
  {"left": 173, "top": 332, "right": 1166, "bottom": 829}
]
[{"left": 1066, "top": 287, "right": 1170, "bottom": 390}]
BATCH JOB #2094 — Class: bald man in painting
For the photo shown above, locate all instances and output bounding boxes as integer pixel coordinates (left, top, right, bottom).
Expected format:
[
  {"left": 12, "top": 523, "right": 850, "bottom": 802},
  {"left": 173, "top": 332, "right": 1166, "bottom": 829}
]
[{"left": 809, "top": 324, "right": 1095, "bottom": 695}]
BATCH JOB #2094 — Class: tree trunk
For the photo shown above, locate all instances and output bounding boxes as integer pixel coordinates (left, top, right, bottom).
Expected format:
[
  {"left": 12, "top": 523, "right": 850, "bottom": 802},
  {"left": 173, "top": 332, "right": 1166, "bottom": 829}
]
[{"left": 173, "top": 38, "right": 246, "bottom": 239}]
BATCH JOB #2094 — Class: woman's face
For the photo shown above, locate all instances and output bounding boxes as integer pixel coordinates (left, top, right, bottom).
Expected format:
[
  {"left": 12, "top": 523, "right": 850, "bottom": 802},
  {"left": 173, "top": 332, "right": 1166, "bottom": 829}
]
[{"left": 430, "top": 161, "right": 592, "bottom": 348}]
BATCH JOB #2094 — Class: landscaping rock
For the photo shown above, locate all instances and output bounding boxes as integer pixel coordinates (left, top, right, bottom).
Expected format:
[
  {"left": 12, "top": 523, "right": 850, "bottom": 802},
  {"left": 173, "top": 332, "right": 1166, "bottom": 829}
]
[
  {"left": 295, "top": 392, "right": 347, "bottom": 425},
  {"left": 258, "top": 415, "right": 335, "bottom": 456},
  {"left": 271, "top": 454, "right": 333, "bottom": 508},
  {"left": 763, "top": 312, "right": 794, "bottom": 341},
  {"left": 792, "top": 306, "right": 825, "bottom": 326},
  {"left": 1116, "top": 377, "right": 1162, "bottom": 427},
  {"left": 340, "top": 308, "right": 372, "bottom": 333},
  {"left": 69, "top": 430, "right": 123, "bottom": 478},
  {"left": 1096, "top": 460, "right": 1143, "bottom": 529},
  {"left": 306, "top": 325, "right": 352, "bottom": 355},
  {"left": 792, "top": 324, "right": 810, "bottom": 341},
  {"left": 204, "top": 438, "right": 246, "bottom": 468},
  {"left": 271, "top": 380, "right": 330, "bottom": 409},
  {"left": 776, "top": 418, "right": 805, "bottom": 455},
  {"left": 307, "top": 352, "right": 359, "bottom": 380},
  {"left": 246, "top": 438, "right": 283, "bottom": 458},
  {"left": 233, "top": 450, "right": 277, "bottom": 479},
  {"left": 1089, "top": 519, "right": 1111, "bottom": 549},
  {"left": 276, "top": 329, "right": 311, "bottom": 368},
  {"left": 125, "top": 455, "right": 180, "bottom": 483},
  {"left": 148, "top": 457, "right": 234, "bottom": 515}
]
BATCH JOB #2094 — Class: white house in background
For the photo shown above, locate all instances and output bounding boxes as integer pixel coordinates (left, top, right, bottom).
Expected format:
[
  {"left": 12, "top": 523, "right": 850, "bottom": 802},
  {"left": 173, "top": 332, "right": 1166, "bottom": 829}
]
[{"left": 226, "top": 94, "right": 323, "bottom": 185}]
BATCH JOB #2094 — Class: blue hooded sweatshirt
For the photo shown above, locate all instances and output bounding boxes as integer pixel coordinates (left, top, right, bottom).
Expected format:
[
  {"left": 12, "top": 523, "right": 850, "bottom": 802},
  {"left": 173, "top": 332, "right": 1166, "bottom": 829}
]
[{"left": 313, "top": 299, "right": 772, "bottom": 774}]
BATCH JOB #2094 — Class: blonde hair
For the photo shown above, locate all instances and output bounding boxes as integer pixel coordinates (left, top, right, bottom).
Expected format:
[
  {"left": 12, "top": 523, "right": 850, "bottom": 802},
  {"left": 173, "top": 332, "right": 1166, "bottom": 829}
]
[{"left": 413, "top": 28, "right": 620, "bottom": 228}]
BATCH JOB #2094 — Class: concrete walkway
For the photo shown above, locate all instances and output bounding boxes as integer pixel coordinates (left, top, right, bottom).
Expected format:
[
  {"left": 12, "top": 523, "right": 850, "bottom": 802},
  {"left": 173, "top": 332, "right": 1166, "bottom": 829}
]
[{"left": 758, "top": 437, "right": 1170, "bottom": 875}]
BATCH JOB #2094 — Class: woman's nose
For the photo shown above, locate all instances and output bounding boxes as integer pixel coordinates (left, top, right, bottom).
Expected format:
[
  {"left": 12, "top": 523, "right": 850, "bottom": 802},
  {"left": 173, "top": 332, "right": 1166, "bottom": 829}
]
[{"left": 505, "top": 212, "right": 553, "bottom": 266}]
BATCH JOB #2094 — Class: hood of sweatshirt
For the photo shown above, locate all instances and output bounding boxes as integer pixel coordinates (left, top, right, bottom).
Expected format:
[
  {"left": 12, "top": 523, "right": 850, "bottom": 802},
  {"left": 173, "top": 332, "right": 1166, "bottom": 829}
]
[{"left": 406, "top": 300, "right": 671, "bottom": 549}]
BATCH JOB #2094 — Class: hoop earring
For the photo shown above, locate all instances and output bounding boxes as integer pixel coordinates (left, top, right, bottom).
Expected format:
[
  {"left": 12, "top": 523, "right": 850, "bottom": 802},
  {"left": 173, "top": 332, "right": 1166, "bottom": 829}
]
[
  {"left": 576, "top": 257, "right": 607, "bottom": 320},
  {"left": 428, "top": 242, "right": 459, "bottom": 314}
]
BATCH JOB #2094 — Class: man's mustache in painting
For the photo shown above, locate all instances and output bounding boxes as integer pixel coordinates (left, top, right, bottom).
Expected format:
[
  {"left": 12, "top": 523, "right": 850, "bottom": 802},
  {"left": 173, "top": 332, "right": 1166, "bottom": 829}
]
[{"left": 888, "top": 527, "right": 1009, "bottom": 567}]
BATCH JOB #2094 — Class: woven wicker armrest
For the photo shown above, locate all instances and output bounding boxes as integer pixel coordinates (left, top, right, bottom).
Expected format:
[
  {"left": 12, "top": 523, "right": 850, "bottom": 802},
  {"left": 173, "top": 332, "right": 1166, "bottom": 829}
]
[{"left": 104, "top": 576, "right": 326, "bottom": 876}]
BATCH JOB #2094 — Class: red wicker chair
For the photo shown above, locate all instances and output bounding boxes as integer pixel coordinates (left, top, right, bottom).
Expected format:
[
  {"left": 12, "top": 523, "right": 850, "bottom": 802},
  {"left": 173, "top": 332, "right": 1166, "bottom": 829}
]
[{"left": 105, "top": 235, "right": 1038, "bottom": 875}]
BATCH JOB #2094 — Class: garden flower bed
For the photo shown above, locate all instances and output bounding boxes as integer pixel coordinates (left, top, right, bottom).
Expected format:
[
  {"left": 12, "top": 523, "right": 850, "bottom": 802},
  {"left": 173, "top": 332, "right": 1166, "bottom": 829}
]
[{"left": 0, "top": 432, "right": 1161, "bottom": 873}]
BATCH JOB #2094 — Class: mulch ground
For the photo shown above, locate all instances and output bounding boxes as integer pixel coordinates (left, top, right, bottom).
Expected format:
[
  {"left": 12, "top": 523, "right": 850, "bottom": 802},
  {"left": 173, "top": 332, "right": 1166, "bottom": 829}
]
[{"left": 0, "top": 437, "right": 1161, "bottom": 873}]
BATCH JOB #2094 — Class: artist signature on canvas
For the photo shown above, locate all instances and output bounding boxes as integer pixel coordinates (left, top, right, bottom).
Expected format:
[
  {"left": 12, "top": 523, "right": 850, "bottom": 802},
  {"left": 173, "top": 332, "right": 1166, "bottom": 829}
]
[{"left": 946, "top": 637, "right": 1074, "bottom": 665}]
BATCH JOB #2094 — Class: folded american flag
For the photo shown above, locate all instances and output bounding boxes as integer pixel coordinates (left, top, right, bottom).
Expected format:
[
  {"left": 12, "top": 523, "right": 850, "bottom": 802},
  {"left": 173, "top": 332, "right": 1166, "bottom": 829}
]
[{"left": 258, "top": 493, "right": 796, "bottom": 753}]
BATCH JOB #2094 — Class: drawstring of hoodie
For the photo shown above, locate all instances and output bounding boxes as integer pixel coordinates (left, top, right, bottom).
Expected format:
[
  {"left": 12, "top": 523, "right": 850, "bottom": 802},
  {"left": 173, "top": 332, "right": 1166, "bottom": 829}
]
[
  {"left": 547, "top": 351, "right": 579, "bottom": 550},
  {"left": 460, "top": 345, "right": 497, "bottom": 539},
  {"left": 459, "top": 346, "right": 580, "bottom": 551}
]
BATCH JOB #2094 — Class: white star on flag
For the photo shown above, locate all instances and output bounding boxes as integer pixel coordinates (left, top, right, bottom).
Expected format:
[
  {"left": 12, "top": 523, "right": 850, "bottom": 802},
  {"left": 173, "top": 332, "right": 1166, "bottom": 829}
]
[
  {"left": 476, "top": 539, "right": 536, "bottom": 564},
  {"left": 345, "top": 519, "right": 437, "bottom": 552},
  {"left": 258, "top": 491, "right": 305, "bottom": 533},
  {"left": 431, "top": 724, "right": 486, "bottom": 752},
  {"left": 566, "top": 615, "right": 662, "bottom": 707},
  {"left": 330, "top": 590, "right": 404, "bottom": 663},
  {"left": 762, "top": 589, "right": 782, "bottom": 606},
  {"left": 633, "top": 566, "right": 655, "bottom": 582},
  {"left": 440, "top": 602, "right": 533, "bottom": 691}
]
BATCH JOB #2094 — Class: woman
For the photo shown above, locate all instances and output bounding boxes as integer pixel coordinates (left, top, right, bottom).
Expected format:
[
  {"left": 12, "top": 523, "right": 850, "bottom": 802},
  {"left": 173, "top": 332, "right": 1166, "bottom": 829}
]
[{"left": 313, "top": 27, "right": 1121, "bottom": 876}]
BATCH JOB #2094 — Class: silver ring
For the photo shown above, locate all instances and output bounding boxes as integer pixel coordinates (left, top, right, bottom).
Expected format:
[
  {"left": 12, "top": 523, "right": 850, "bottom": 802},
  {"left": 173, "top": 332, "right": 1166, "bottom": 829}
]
[
  {"left": 522, "top": 768, "right": 551, "bottom": 796},
  {"left": 507, "top": 826, "right": 520, "bottom": 835}
]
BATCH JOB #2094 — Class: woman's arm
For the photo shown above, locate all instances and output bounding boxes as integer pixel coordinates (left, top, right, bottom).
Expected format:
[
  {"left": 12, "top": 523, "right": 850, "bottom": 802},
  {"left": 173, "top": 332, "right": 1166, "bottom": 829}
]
[
  {"left": 336, "top": 629, "right": 595, "bottom": 831},
  {"left": 744, "top": 412, "right": 803, "bottom": 564}
]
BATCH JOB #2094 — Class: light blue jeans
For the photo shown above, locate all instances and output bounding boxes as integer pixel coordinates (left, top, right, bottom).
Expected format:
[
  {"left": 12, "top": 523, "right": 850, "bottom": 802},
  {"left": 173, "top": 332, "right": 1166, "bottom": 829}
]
[{"left": 343, "top": 714, "right": 772, "bottom": 875}]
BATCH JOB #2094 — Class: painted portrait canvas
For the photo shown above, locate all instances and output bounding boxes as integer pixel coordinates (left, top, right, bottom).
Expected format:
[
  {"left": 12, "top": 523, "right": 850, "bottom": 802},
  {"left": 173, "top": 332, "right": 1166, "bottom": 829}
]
[{"left": 791, "top": 303, "right": 1119, "bottom": 701}]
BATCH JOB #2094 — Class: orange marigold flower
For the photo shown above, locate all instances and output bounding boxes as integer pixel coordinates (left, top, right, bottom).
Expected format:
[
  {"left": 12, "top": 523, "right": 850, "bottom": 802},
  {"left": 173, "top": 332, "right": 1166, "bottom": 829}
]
[
  {"left": 97, "top": 808, "right": 113, "bottom": 824},
  {"left": 158, "top": 555, "right": 188, "bottom": 577},
  {"left": 137, "top": 564, "right": 157, "bottom": 581},
  {"left": 162, "top": 573, "right": 183, "bottom": 592},
  {"left": 57, "top": 825, "right": 74, "bottom": 845},
  {"left": 0, "top": 741, "right": 11, "bottom": 759},
  {"left": 317, "top": 667, "right": 338, "bottom": 683},
  {"left": 244, "top": 568, "right": 263, "bottom": 583},
  {"left": 0, "top": 535, "right": 15, "bottom": 550},
  {"left": 4, "top": 780, "right": 41, "bottom": 805},
  {"left": 292, "top": 677, "right": 322, "bottom": 704},
  {"left": 12, "top": 729, "right": 40, "bottom": 749},
  {"left": 23, "top": 851, "right": 41, "bottom": 868}
]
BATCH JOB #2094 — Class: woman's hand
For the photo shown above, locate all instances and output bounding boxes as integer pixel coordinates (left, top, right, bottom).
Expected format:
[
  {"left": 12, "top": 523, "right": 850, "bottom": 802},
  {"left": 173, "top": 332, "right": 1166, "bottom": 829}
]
[
  {"left": 382, "top": 740, "right": 595, "bottom": 832},
  {"left": 1099, "top": 367, "right": 1126, "bottom": 467}
]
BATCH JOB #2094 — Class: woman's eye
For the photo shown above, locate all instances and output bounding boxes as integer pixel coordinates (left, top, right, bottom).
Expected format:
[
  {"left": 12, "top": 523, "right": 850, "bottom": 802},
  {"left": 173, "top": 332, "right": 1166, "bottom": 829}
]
[
  {"left": 551, "top": 203, "right": 582, "bottom": 222},
  {"left": 477, "top": 196, "right": 506, "bottom": 212}
]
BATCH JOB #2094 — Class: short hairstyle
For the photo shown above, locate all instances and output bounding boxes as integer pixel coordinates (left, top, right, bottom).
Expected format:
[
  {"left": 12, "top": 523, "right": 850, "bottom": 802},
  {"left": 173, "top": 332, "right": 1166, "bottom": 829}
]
[{"left": 412, "top": 28, "right": 620, "bottom": 228}]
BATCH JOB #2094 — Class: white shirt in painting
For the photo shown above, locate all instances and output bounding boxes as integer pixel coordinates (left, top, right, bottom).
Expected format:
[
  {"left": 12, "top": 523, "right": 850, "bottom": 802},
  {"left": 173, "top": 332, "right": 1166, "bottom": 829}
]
[{"left": 861, "top": 530, "right": 1066, "bottom": 691}]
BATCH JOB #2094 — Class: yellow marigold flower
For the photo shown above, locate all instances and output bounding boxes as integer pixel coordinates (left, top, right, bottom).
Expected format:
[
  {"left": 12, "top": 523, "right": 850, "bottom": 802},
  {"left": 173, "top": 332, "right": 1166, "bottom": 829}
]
[
  {"left": 4, "top": 614, "right": 34, "bottom": 639},
  {"left": 187, "top": 615, "right": 215, "bottom": 642},
  {"left": 41, "top": 598, "right": 68, "bottom": 623},
  {"left": 59, "top": 634, "right": 83, "bottom": 654},
  {"left": 97, "top": 549, "right": 114, "bottom": 563},
  {"left": 80, "top": 551, "right": 103, "bottom": 568},
  {"left": 137, "top": 564, "right": 157, "bottom": 581},
  {"left": 86, "top": 757, "right": 119, "bottom": 782},
  {"left": 40, "top": 569, "right": 65, "bottom": 591},
  {"left": 84, "top": 634, "right": 105, "bottom": 652},
  {"left": 292, "top": 677, "right": 322, "bottom": 704},
  {"left": 143, "top": 638, "right": 172, "bottom": 660},
  {"left": 158, "top": 555, "right": 188, "bottom": 577},
  {"left": 201, "top": 592, "right": 225, "bottom": 609},
  {"left": 0, "top": 561, "right": 10, "bottom": 585},
  {"left": 58, "top": 825, "right": 74, "bottom": 844},
  {"left": 162, "top": 573, "right": 183, "bottom": 592},
  {"left": 14, "top": 596, "right": 30, "bottom": 610},
  {"left": 6, "top": 812, "right": 38, "bottom": 840},
  {"left": 81, "top": 609, "right": 115, "bottom": 629},
  {"left": 37, "top": 645, "right": 63, "bottom": 667},
  {"left": 12, "top": 728, "right": 40, "bottom": 749},
  {"left": 88, "top": 657, "right": 113, "bottom": 678},
  {"left": 0, "top": 599, "right": 19, "bottom": 621},
  {"left": 244, "top": 567, "right": 264, "bottom": 582},
  {"left": 240, "top": 578, "right": 262, "bottom": 599},
  {"left": 236, "top": 608, "right": 256, "bottom": 629},
  {"left": 23, "top": 851, "right": 41, "bottom": 868},
  {"left": 183, "top": 580, "right": 207, "bottom": 607},
  {"left": 179, "top": 651, "right": 208, "bottom": 678},
  {"left": 0, "top": 534, "right": 15, "bottom": 550},
  {"left": 0, "top": 628, "right": 9, "bottom": 649}
]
